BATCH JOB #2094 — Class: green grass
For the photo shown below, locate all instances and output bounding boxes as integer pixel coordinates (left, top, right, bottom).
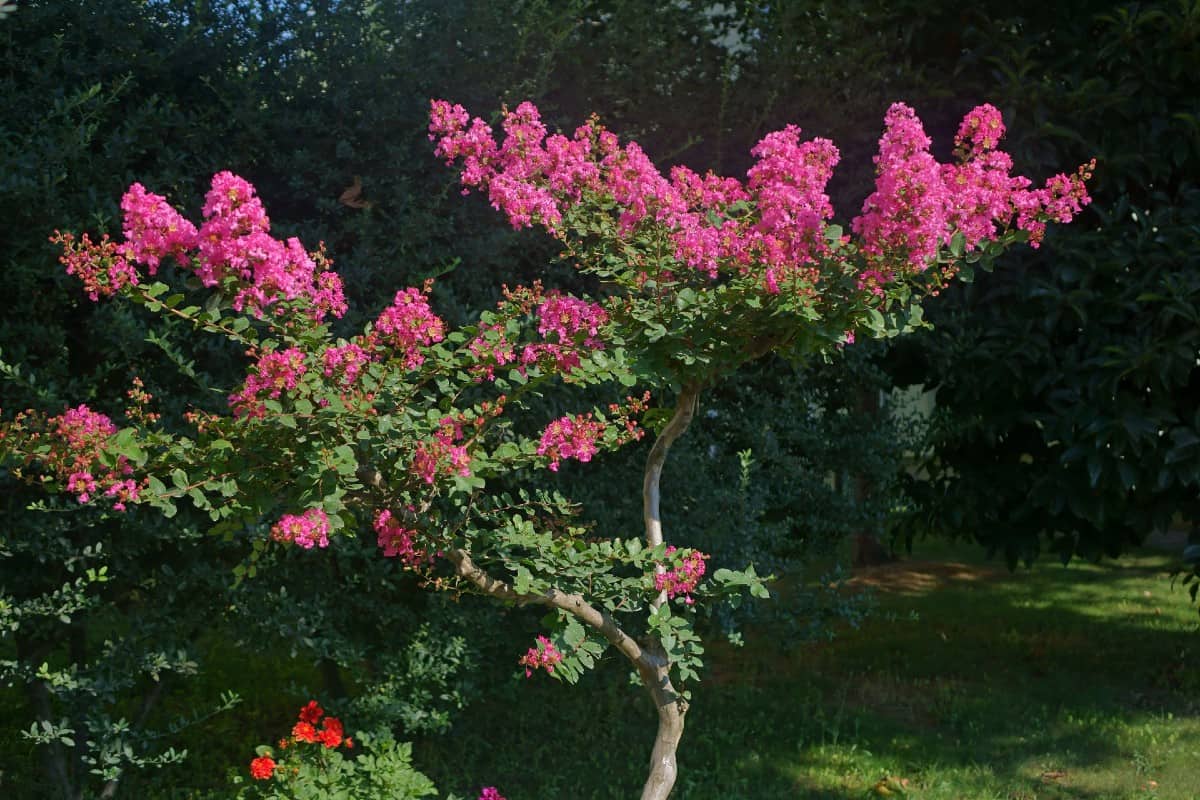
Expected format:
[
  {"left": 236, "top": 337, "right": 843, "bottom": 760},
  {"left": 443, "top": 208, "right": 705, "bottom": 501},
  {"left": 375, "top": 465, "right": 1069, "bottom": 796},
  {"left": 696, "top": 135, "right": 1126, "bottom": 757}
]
[
  {"left": 411, "top": 541, "right": 1200, "bottom": 799},
  {"left": 4, "top": 540, "right": 1197, "bottom": 799}
]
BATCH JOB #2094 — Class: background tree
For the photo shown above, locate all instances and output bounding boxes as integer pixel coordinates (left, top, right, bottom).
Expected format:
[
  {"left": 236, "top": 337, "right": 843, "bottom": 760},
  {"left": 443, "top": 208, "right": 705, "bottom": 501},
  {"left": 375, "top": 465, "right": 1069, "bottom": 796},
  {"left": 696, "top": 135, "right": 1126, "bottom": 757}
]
[{"left": 891, "top": 2, "right": 1200, "bottom": 581}]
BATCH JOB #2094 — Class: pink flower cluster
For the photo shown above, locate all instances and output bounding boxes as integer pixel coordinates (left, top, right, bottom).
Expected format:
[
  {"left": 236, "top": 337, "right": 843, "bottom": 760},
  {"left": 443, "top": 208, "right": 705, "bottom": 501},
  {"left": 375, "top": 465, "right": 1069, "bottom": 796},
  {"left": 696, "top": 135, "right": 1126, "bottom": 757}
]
[
  {"left": 854, "top": 102, "right": 1095, "bottom": 275},
  {"left": 431, "top": 99, "right": 1093, "bottom": 298},
  {"left": 50, "top": 231, "right": 139, "bottom": 301},
  {"left": 372, "top": 286, "right": 446, "bottom": 370},
  {"left": 518, "top": 635, "right": 563, "bottom": 678},
  {"left": 429, "top": 99, "right": 841, "bottom": 293},
  {"left": 195, "top": 172, "right": 347, "bottom": 318},
  {"left": 270, "top": 508, "right": 331, "bottom": 549},
  {"left": 655, "top": 546, "right": 708, "bottom": 605},
  {"left": 411, "top": 417, "right": 471, "bottom": 484},
  {"left": 467, "top": 322, "right": 518, "bottom": 381},
  {"left": 322, "top": 342, "right": 373, "bottom": 388},
  {"left": 520, "top": 293, "right": 610, "bottom": 373},
  {"left": 121, "top": 183, "right": 199, "bottom": 272},
  {"left": 59, "top": 405, "right": 140, "bottom": 508},
  {"left": 852, "top": 103, "right": 948, "bottom": 271},
  {"left": 536, "top": 414, "right": 607, "bottom": 471},
  {"left": 535, "top": 293, "right": 607, "bottom": 347},
  {"left": 56, "top": 173, "right": 347, "bottom": 321},
  {"left": 229, "top": 347, "right": 308, "bottom": 419},
  {"left": 478, "top": 788, "right": 507, "bottom": 800},
  {"left": 373, "top": 509, "right": 430, "bottom": 566}
]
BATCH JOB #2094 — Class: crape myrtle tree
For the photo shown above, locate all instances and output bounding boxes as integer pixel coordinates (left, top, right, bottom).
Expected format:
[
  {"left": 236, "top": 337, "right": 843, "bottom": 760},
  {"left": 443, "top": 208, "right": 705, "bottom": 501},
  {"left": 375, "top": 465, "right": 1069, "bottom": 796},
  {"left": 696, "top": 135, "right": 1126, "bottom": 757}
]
[{"left": 1, "top": 98, "right": 1090, "bottom": 797}]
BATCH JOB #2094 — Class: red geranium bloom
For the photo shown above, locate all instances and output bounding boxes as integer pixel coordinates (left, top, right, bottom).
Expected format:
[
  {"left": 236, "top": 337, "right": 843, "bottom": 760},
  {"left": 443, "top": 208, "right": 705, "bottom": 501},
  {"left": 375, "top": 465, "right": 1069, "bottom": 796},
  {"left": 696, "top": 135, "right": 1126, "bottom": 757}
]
[
  {"left": 292, "top": 721, "right": 319, "bottom": 743},
  {"left": 249, "top": 756, "right": 276, "bottom": 780},
  {"left": 298, "top": 700, "right": 324, "bottom": 725}
]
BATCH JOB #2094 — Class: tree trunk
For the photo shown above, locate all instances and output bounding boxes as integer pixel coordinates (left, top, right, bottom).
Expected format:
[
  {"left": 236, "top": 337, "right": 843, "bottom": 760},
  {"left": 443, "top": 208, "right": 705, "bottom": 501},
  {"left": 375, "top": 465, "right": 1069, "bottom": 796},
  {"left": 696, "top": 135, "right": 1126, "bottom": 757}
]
[
  {"left": 17, "top": 633, "right": 74, "bottom": 800},
  {"left": 638, "top": 384, "right": 700, "bottom": 798},
  {"left": 638, "top": 653, "right": 688, "bottom": 800}
]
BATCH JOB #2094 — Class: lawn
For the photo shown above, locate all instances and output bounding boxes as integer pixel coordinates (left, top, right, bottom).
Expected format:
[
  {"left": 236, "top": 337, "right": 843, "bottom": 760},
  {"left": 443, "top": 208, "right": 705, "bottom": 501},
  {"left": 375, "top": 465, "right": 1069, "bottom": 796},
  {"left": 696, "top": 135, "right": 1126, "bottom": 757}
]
[{"left": 411, "top": 540, "right": 1200, "bottom": 799}]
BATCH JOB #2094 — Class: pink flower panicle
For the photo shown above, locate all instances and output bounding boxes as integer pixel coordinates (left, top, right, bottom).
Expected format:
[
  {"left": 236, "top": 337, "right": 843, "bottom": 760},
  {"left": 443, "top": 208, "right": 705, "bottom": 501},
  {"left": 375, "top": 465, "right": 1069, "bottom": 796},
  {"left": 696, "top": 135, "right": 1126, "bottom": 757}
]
[
  {"left": 411, "top": 416, "right": 471, "bottom": 484},
  {"left": 270, "top": 508, "right": 332, "bottom": 550},
  {"left": 954, "top": 104, "right": 1007, "bottom": 158},
  {"left": 467, "top": 322, "right": 518, "bottom": 382},
  {"left": 519, "top": 635, "right": 563, "bottom": 678},
  {"left": 51, "top": 231, "right": 139, "bottom": 301},
  {"left": 852, "top": 102, "right": 949, "bottom": 272},
  {"left": 432, "top": 99, "right": 1092, "bottom": 304},
  {"left": 322, "top": 342, "right": 373, "bottom": 388},
  {"left": 478, "top": 788, "right": 507, "bottom": 800},
  {"left": 1012, "top": 159, "right": 1096, "bottom": 247},
  {"left": 120, "top": 183, "right": 199, "bottom": 272},
  {"left": 536, "top": 413, "right": 607, "bottom": 471},
  {"left": 535, "top": 293, "right": 608, "bottom": 347},
  {"left": 372, "top": 285, "right": 446, "bottom": 370},
  {"left": 655, "top": 546, "right": 708, "bottom": 605},
  {"left": 229, "top": 347, "right": 308, "bottom": 419},
  {"left": 28, "top": 404, "right": 141, "bottom": 509},
  {"left": 373, "top": 509, "right": 432, "bottom": 566}
]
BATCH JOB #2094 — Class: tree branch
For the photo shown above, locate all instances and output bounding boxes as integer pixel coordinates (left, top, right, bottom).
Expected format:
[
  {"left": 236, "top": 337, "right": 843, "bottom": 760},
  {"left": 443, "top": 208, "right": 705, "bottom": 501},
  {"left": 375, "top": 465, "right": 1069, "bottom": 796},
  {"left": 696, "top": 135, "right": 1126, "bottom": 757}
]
[{"left": 445, "top": 548, "right": 658, "bottom": 669}]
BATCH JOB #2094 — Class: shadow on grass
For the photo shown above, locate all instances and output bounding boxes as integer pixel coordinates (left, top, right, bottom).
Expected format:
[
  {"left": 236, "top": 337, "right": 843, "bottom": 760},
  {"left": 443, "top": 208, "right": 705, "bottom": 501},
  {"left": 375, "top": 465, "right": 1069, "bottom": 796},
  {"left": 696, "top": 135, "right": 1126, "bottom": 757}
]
[{"left": 414, "top": 550, "right": 1198, "bottom": 799}]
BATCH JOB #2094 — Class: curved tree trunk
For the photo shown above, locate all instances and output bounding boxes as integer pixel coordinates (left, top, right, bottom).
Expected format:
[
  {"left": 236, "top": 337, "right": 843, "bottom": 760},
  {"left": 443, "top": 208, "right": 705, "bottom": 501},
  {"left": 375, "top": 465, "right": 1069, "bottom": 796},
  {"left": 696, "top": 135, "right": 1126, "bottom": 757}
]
[{"left": 638, "top": 384, "right": 700, "bottom": 799}]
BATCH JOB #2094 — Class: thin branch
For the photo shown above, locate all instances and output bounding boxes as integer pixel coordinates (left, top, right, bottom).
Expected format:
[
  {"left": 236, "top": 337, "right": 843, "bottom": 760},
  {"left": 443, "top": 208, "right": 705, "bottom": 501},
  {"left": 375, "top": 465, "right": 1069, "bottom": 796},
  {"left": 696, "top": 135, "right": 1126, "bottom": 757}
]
[{"left": 445, "top": 548, "right": 658, "bottom": 669}]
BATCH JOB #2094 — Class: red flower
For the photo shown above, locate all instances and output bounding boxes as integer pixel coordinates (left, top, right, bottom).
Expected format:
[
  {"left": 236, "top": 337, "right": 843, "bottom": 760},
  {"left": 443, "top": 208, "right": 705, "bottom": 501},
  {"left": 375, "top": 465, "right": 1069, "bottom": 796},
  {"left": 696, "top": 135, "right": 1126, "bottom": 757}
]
[
  {"left": 319, "top": 716, "right": 344, "bottom": 748},
  {"left": 292, "top": 721, "right": 319, "bottom": 743},
  {"left": 298, "top": 700, "right": 324, "bottom": 725},
  {"left": 249, "top": 756, "right": 276, "bottom": 780}
]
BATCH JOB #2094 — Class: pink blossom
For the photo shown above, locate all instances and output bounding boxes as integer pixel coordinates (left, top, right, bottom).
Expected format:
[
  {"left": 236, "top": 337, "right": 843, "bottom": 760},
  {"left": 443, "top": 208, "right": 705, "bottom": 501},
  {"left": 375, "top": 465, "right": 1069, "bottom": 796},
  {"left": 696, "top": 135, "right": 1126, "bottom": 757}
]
[
  {"left": 373, "top": 287, "right": 446, "bottom": 370},
  {"left": 120, "top": 183, "right": 198, "bottom": 272},
  {"left": 431, "top": 99, "right": 1092, "bottom": 307},
  {"left": 478, "top": 789, "right": 507, "bottom": 800},
  {"left": 655, "top": 546, "right": 708, "bottom": 605},
  {"left": 1012, "top": 160, "right": 1095, "bottom": 247},
  {"left": 52, "top": 231, "right": 139, "bottom": 301},
  {"left": 535, "top": 293, "right": 608, "bottom": 347},
  {"left": 954, "top": 103, "right": 1007, "bottom": 158},
  {"left": 229, "top": 348, "right": 308, "bottom": 419},
  {"left": 518, "top": 635, "right": 563, "bottom": 678},
  {"left": 852, "top": 102, "right": 949, "bottom": 272},
  {"left": 193, "top": 172, "right": 346, "bottom": 319},
  {"left": 66, "top": 471, "right": 98, "bottom": 504},
  {"left": 467, "top": 323, "right": 517, "bottom": 382},
  {"left": 271, "top": 508, "right": 331, "bottom": 549},
  {"left": 104, "top": 478, "right": 140, "bottom": 511},
  {"left": 43, "top": 405, "right": 141, "bottom": 508},
  {"left": 310, "top": 270, "right": 348, "bottom": 319},
  {"left": 744, "top": 128, "right": 839, "bottom": 281},
  {"left": 322, "top": 342, "right": 373, "bottom": 388},
  {"left": 373, "top": 509, "right": 430, "bottom": 566},
  {"left": 537, "top": 414, "right": 606, "bottom": 471},
  {"left": 411, "top": 417, "right": 471, "bottom": 483}
]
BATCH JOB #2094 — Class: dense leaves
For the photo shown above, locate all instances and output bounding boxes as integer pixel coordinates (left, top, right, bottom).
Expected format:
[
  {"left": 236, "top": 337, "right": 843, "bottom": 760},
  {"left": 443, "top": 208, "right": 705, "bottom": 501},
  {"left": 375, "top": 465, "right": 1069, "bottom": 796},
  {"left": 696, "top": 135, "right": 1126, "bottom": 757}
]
[{"left": 894, "top": 2, "right": 1200, "bottom": 581}]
